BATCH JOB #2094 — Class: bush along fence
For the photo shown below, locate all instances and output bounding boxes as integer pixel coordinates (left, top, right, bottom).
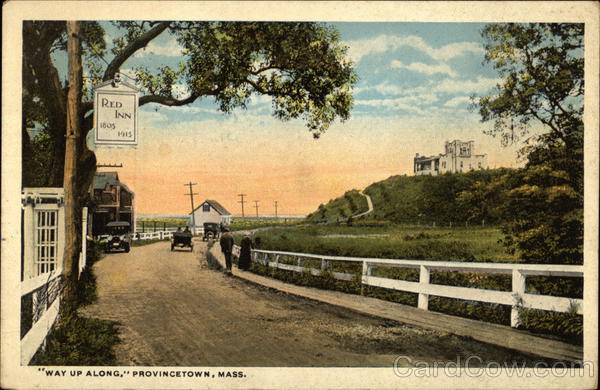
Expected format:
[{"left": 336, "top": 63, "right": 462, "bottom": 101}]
[{"left": 233, "top": 247, "right": 583, "bottom": 332}]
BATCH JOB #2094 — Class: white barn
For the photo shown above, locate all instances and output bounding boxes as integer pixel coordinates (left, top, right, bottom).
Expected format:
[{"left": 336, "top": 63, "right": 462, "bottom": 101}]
[{"left": 189, "top": 200, "right": 232, "bottom": 231}]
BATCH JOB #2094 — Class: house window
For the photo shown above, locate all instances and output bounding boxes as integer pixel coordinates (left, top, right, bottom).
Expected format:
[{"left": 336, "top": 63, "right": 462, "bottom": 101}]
[
  {"left": 478, "top": 162, "right": 482, "bottom": 168},
  {"left": 460, "top": 161, "right": 463, "bottom": 168},
  {"left": 202, "top": 204, "right": 211, "bottom": 212},
  {"left": 442, "top": 162, "right": 446, "bottom": 169},
  {"left": 34, "top": 210, "right": 58, "bottom": 276}
]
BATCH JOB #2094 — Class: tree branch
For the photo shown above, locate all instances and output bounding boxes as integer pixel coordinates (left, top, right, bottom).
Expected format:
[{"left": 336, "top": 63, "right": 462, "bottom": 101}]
[
  {"left": 103, "top": 22, "right": 171, "bottom": 81},
  {"left": 139, "top": 93, "right": 200, "bottom": 107}
]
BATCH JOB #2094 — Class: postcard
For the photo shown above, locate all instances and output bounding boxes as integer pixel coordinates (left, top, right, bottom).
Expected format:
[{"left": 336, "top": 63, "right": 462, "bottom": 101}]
[{"left": 2, "top": 1, "right": 598, "bottom": 389}]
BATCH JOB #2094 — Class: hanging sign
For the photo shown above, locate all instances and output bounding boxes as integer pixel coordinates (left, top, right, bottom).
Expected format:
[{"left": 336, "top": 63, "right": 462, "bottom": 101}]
[{"left": 94, "top": 76, "right": 139, "bottom": 146}]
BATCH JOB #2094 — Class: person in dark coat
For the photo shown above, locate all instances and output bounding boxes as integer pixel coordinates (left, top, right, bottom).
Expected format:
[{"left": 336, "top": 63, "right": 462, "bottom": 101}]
[
  {"left": 219, "top": 228, "right": 234, "bottom": 273},
  {"left": 238, "top": 233, "right": 253, "bottom": 270}
]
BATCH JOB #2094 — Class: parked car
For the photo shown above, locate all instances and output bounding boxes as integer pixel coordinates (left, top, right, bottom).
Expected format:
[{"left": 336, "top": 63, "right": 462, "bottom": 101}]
[
  {"left": 104, "top": 221, "right": 131, "bottom": 253},
  {"left": 202, "top": 222, "right": 220, "bottom": 241}
]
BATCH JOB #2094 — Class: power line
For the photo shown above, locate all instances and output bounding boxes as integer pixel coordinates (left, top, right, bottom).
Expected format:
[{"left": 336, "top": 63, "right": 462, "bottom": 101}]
[
  {"left": 238, "top": 194, "right": 247, "bottom": 217},
  {"left": 184, "top": 182, "right": 199, "bottom": 232},
  {"left": 274, "top": 201, "right": 278, "bottom": 219},
  {"left": 253, "top": 200, "right": 260, "bottom": 218}
]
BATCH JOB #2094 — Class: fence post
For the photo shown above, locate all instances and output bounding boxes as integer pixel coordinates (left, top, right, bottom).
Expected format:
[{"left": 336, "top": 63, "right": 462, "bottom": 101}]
[
  {"left": 511, "top": 269, "right": 526, "bottom": 327},
  {"left": 297, "top": 257, "right": 304, "bottom": 270},
  {"left": 274, "top": 254, "right": 280, "bottom": 270},
  {"left": 361, "top": 261, "right": 371, "bottom": 295},
  {"left": 80, "top": 207, "right": 87, "bottom": 274},
  {"left": 418, "top": 265, "right": 430, "bottom": 310}
]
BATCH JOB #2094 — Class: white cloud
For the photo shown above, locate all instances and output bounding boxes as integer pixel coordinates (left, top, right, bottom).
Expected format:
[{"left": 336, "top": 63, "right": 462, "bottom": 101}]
[
  {"left": 390, "top": 59, "right": 457, "bottom": 77},
  {"left": 139, "top": 110, "right": 169, "bottom": 126},
  {"left": 443, "top": 96, "right": 472, "bottom": 108},
  {"left": 249, "top": 94, "right": 272, "bottom": 106},
  {"left": 433, "top": 76, "right": 500, "bottom": 94},
  {"left": 345, "top": 34, "right": 483, "bottom": 64},
  {"left": 134, "top": 36, "right": 184, "bottom": 58},
  {"left": 371, "top": 83, "right": 404, "bottom": 95},
  {"left": 355, "top": 97, "right": 426, "bottom": 115},
  {"left": 172, "top": 84, "right": 191, "bottom": 99}
]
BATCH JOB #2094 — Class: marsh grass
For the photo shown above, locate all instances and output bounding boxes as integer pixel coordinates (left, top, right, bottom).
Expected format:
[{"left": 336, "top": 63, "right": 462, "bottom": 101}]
[{"left": 253, "top": 225, "right": 515, "bottom": 263}]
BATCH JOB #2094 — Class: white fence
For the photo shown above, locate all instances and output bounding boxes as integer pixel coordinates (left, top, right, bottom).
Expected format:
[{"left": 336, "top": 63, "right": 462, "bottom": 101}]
[
  {"left": 20, "top": 270, "right": 62, "bottom": 364},
  {"left": 96, "top": 229, "right": 205, "bottom": 242},
  {"left": 20, "top": 246, "right": 89, "bottom": 365},
  {"left": 241, "top": 248, "right": 584, "bottom": 328}
]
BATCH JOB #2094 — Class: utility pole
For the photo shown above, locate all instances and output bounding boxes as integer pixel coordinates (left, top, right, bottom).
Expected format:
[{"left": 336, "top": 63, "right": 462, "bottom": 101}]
[
  {"left": 184, "top": 182, "right": 198, "bottom": 234},
  {"left": 62, "top": 20, "right": 83, "bottom": 307},
  {"left": 238, "top": 193, "right": 247, "bottom": 218},
  {"left": 253, "top": 200, "right": 260, "bottom": 218},
  {"left": 274, "top": 201, "right": 278, "bottom": 219}
]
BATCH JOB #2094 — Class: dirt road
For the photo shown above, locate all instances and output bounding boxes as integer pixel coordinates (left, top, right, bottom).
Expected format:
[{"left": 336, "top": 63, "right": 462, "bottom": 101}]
[{"left": 80, "top": 240, "right": 549, "bottom": 366}]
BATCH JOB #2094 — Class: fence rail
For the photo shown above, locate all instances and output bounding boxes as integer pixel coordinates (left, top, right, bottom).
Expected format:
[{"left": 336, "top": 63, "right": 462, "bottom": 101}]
[
  {"left": 238, "top": 247, "right": 583, "bottom": 328},
  {"left": 20, "top": 269, "right": 62, "bottom": 364}
]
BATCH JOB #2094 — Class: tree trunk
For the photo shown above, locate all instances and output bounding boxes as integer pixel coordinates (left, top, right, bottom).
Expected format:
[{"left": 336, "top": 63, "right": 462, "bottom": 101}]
[{"left": 61, "top": 21, "right": 83, "bottom": 313}]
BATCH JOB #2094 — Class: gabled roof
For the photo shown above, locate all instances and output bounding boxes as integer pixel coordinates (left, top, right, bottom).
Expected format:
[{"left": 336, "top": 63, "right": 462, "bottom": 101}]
[
  {"left": 93, "top": 172, "right": 133, "bottom": 194},
  {"left": 190, "top": 200, "right": 232, "bottom": 216}
]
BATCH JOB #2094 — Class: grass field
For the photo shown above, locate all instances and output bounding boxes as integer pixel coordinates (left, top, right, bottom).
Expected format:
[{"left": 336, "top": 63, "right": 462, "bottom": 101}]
[
  {"left": 251, "top": 224, "right": 516, "bottom": 263},
  {"left": 229, "top": 218, "right": 305, "bottom": 231}
]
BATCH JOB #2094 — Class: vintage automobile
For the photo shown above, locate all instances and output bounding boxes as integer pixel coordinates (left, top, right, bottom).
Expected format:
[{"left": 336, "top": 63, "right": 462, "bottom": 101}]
[
  {"left": 202, "top": 222, "right": 221, "bottom": 241},
  {"left": 104, "top": 221, "right": 132, "bottom": 253},
  {"left": 171, "top": 230, "right": 193, "bottom": 251}
]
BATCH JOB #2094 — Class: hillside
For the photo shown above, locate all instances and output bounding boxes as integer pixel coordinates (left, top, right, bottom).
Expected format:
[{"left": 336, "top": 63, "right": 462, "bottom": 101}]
[
  {"left": 306, "top": 189, "right": 368, "bottom": 223},
  {"left": 308, "top": 169, "right": 515, "bottom": 225}
]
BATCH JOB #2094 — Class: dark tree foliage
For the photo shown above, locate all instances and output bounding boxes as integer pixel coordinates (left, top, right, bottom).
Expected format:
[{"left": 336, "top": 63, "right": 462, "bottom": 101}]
[{"left": 475, "top": 23, "right": 584, "bottom": 264}]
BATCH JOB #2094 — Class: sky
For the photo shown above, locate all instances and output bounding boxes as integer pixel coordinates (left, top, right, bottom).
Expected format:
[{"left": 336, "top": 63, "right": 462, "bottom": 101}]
[{"left": 85, "top": 22, "right": 523, "bottom": 216}]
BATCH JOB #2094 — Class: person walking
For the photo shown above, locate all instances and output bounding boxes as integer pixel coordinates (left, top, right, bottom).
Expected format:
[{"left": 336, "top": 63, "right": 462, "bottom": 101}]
[
  {"left": 219, "top": 228, "right": 234, "bottom": 274},
  {"left": 238, "top": 233, "right": 253, "bottom": 270}
]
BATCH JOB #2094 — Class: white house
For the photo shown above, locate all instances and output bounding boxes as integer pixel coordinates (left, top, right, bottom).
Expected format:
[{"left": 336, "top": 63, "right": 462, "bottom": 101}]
[
  {"left": 414, "top": 140, "right": 488, "bottom": 176},
  {"left": 189, "top": 200, "right": 233, "bottom": 231}
]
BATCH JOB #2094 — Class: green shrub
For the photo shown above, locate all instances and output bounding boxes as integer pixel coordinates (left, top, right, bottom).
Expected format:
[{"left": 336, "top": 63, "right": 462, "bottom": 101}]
[
  {"left": 30, "top": 314, "right": 120, "bottom": 366},
  {"left": 519, "top": 305, "right": 583, "bottom": 344},
  {"left": 526, "top": 276, "right": 583, "bottom": 298},
  {"left": 431, "top": 271, "right": 511, "bottom": 292},
  {"left": 429, "top": 296, "right": 511, "bottom": 325},
  {"left": 363, "top": 286, "right": 418, "bottom": 306}
]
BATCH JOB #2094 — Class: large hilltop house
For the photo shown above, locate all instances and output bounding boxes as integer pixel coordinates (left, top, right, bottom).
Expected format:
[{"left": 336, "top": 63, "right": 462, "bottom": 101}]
[
  {"left": 90, "top": 172, "right": 135, "bottom": 236},
  {"left": 414, "top": 140, "right": 488, "bottom": 176}
]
